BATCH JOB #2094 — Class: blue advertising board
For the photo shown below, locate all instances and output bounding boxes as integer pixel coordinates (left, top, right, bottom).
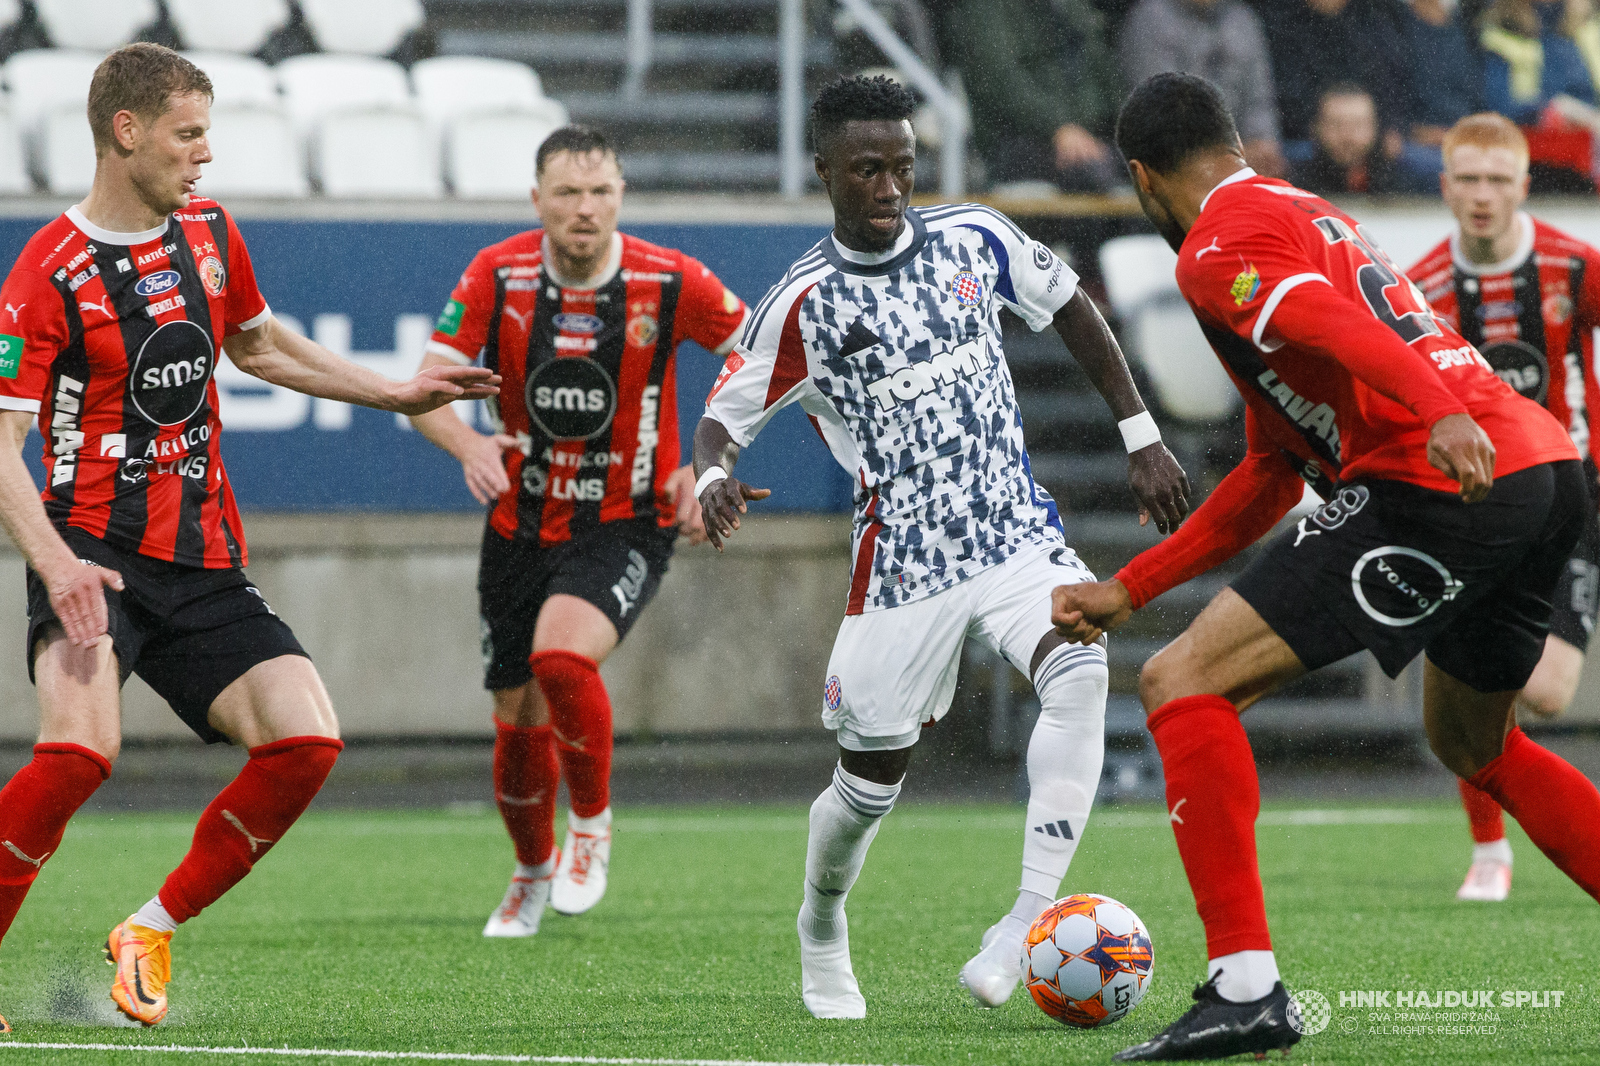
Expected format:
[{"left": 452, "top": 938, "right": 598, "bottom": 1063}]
[{"left": 0, "top": 214, "right": 851, "bottom": 512}]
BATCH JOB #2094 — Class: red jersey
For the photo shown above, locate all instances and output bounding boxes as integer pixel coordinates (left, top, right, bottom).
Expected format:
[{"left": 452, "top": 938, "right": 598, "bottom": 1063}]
[
  {"left": 427, "top": 230, "right": 747, "bottom": 546},
  {"left": 0, "top": 200, "right": 267, "bottom": 568},
  {"left": 1407, "top": 214, "right": 1600, "bottom": 464},
  {"left": 1117, "top": 170, "right": 1578, "bottom": 608}
]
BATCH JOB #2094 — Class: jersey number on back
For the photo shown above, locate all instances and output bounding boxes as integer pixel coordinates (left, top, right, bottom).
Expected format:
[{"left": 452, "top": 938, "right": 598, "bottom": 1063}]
[{"left": 1313, "top": 217, "right": 1443, "bottom": 345}]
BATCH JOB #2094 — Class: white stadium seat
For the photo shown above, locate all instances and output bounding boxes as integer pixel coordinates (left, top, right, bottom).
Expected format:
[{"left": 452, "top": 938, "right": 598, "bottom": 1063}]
[
  {"left": 299, "top": 0, "right": 425, "bottom": 57},
  {"left": 3, "top": 49, "right": 99, "bottom": 130},
  {"left": 183, "top": 53, "right": 279, "bottom": 110},
  {"left": 1098, "top": 235, "right": 1239, "bottom": 423},
  {"left": 40, "top": 105, "right": 95, "bottom": 194},
  {"left": 275, "top": 54, "right": 411, "bottom": 130},
  {"left": 35, "top": 0, "right": 156, "bottom": 52},
  {"left": 0, "top": 107, "right": 32, "bottom": 193},
  {"left": 410, "top": 57, "right": 543, "bottom": 122},
  {"left": 167, "top": 0, "right": 290, "bottom": 54},
  {"left": 314, "top": 110, "right": 441, "bottom": 199},
  {"left": 199, "top": 107, "right": 307, "bottom": 198},
  {"left": 0, "top": 1, "right": 20, "bottom": 31},
  {"left": 449, "top": 106, "right": 569, "bottom": 199}
]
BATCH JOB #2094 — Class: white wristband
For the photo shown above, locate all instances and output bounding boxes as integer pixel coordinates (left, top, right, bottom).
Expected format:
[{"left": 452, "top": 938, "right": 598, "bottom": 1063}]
[
  {"left": 694, "top": 466, "right": 729, "bottom": 497},
  {"left": 1118, "top": 411, "right": 1162, "bottom": 454}
]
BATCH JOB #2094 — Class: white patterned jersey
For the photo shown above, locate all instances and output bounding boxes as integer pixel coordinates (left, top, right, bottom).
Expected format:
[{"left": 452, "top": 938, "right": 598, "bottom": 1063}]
[{"left": 705, "top": 204, "right": 1079, "bottom": 614}]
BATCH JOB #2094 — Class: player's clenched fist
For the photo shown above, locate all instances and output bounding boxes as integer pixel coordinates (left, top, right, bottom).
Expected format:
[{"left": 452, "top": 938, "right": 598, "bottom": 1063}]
[
  {"left": 1051, "top": 579, "right": 1134, "bottom": 646},
  {"left": 698, "top": 475, "right": 772, "bottom": 552},
  {"left": 1427, "top": 412, "right": 1497, "bottom": 503}
]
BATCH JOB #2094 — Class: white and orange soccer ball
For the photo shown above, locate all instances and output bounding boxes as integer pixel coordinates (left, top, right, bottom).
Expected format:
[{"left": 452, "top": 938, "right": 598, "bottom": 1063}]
[{"left": 1022, "top": 893, "right": 1154, "bottom": 1028}]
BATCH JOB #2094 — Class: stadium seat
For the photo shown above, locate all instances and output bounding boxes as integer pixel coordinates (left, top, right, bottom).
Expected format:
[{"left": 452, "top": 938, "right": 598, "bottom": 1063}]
[
  {"left": 275, "top": 54, "right": 412, "bottom": 130},
  {"left": 299, "top": 0, "right": 425, "bottom": 57},
  {"left": 410, "top": 57, "right": 544, "bottom": 123},
  {"left": 199, "top": 107, "right": 307, "bottom": 198},
  {"left": 0, "top": 107, "right": 31, "bottom": 193},
  {"left": 1098, "top": 235, "right": 1239, "bottom": 422},
  {"left": 39, "top": 105, "right": 95, "bottom": 194},
  {"left": 167, "top": 0, "right": 290, "bottom": 54},
  {"left": 34, "top": 0, "right": 156, "bottom": 52},
  {"left": 313, "top": 110, "right": 441, "bottom": 199},
  {"left": 449, "top": 107, "right": 569, "bottom": 198},
  {"left": 182, "top": 53, "right": 279, "bottom": 111},
  {"left": 0, "top": 0, "right": 19, "bottom": 32},
  {"left": 3, "top": 50, "right": 100, "bottom": 191}
]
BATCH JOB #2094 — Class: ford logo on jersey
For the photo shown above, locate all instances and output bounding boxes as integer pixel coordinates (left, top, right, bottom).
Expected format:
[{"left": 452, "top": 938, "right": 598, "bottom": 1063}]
[
  {"left": 526, "top": 357, "right": 617, "bottom": 440},
  {"left": 134, "top": 270, "right": 181, "bottom": 297},
  {"left": 552, "top": 312, "right": 603, "bottom": 334}
]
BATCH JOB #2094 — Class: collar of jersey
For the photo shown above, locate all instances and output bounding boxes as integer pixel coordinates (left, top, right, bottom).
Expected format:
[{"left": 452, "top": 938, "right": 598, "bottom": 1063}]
[
  {"left": 1450, "top": 211, "right": 1535, "bottom": 276},
  {"left": 1197, "top": 165, "right": 1259, "bottom": 215},
  {"left": 822, "top": 209, "right": 927, "bottom": 276},
  {"left": 66, "top": 205, "right": 169, "bottom": 247},
  {"left": 541, "top": 231, "right": 623, "bottom": 290}
]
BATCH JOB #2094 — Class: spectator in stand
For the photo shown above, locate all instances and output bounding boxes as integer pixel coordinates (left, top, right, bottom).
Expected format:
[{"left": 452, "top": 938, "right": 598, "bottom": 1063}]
[
  {"left": 1290, "top": 84, "right": 1404, "bottom": 192},
  {"left": 1259, "top": 0, "right": 1411, "bottom": 143},
  {"left": 1404, "top": 0, "right": 1485, "bottom": 147},
  {"left": 952, "top": 0, "right": 1124, "bottom": 191},
  {"left": 1119, "top": 0, "right": 1287, "bottom": 175},
  {"left": 1480, "top": 0, "right": 1600, "bottom": 124}
]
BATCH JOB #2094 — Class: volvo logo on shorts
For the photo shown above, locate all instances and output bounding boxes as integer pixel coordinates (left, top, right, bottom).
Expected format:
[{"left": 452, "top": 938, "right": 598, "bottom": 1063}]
[
  {"left": 134, "top": 270, "right": 181, "bottom": 298},
  {"left": 1481, "top": 339, "right": 1548, "bottom": 404},
  {"left": 552, "top": 312, "right": 603, "bottom": 334},
  {"left": 130, "top": 319, "right": 214, "bottom": 426},
  {"left": 526, "top": 357, "right": 616, "bottom": 440},
  {"left": 1350, "top": 546, "right": 1464, "bottom": 627}
]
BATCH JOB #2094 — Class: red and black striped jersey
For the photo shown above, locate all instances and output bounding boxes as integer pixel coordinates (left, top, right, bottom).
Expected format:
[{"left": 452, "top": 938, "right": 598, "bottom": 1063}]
[
  {"left": 426, "top": 230, "right": 747, "bottom": 546},
  {"left": 0, "top": 199, "right": 267, "bottom": 568},
  {"left": 1408, "top": 213, "right": 1600, "bottom": 465}
]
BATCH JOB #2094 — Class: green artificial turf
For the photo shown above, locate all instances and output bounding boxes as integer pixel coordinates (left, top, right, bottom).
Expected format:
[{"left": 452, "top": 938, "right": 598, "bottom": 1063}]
[{"left": 0, "top": 801, "right": 1595, "bottom": 1064}]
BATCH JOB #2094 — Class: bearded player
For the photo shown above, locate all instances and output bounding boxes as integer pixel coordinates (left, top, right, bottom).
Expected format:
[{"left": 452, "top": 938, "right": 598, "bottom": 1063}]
[
  {"left": 411, "top": 126, "right": 746, "bottom": 937},
  {"left": 0, "top": 45, "right": 497, "bottom": 1030},
  {"left": 1407, "top": 113, "right": 1600, "bottom": 903},
  {"left": 694, "top": 75, "right": 1189, "bottom": 1019},
  {"left": 1052, "top": 74, "right": 1600, "bottom": 1061}
]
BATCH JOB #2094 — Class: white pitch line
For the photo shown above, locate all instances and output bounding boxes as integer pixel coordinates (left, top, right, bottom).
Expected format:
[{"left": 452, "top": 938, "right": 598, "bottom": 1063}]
[{"left": 0, "top": 1043, "right": 920, "bottom": 1066}]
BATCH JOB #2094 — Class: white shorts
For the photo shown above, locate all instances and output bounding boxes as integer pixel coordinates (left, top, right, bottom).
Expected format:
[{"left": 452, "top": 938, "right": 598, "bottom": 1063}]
[{"left": 821, "top": 543, "right": 1105, "bottom": 750}]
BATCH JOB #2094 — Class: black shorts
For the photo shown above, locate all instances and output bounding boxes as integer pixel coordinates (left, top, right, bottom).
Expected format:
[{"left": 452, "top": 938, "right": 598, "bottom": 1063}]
[
  {"left": 26, "top": 528, "right": 309, "bottom": 744},
  {"left": 1549, "top": 497, "right": 1600, "bottom": 651},
  {"left": 477, "top": 518, "right": 676, "bottom": 691},
  {"left": 1233, "top": 460, "right": 1587, "bottom": 694}
]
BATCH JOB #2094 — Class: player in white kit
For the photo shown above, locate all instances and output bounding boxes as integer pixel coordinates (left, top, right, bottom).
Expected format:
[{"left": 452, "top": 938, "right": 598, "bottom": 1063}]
[{"left": 691, "top": 76, "right": 1190, "bottom": 1019}]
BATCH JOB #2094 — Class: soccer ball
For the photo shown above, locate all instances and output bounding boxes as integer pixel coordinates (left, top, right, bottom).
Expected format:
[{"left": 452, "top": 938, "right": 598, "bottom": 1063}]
[{"left": 1022, "top": 893, "right": 1154, "bottom": 1028}]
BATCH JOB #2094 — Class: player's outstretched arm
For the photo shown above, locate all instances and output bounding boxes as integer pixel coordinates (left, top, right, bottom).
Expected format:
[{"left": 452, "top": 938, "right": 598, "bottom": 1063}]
[
  {"left": 692, "top": 416, "right": 770, "bottom": 553},
  {"left": 0, "top": 411, "right": 123, "bottom": 647},
  {"left": 224, "top": 317, "right": 501, "bottom": 416},
  {"left": 406, "top": 352, "right": 519, "bottom": 505},
  {"left": 1050, "top": 290, "right": 1190, "bottom": 532}
]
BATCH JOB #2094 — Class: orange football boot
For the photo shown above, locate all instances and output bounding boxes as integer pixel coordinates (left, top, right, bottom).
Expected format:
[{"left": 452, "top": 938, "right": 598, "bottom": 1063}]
[{"left": 105, "top": 918, "right": 171, "bottom": 1025}]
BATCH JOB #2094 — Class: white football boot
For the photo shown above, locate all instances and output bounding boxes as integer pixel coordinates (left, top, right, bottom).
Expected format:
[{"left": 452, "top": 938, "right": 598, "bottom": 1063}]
[
  {"left": 797, "top": 904, "right": 867, "bottom": 1019},
  {"left": 1457, "top": 858, "right": 1512, "bottom": 901},
  {"left": 959, "top": 916, "right": 1026, "bottom": 1007},
  {"left": 483, "top": 864, "right": 555, "bottom": 937},
  {"left": 550, "top": 808, "right": 612, "bottom": 915}
]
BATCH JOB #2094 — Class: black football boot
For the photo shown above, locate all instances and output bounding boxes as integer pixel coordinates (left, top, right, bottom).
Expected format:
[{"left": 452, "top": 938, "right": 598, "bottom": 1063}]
[{"left": 1112, "top": 974, "right": 1302, "bottom": 1061}]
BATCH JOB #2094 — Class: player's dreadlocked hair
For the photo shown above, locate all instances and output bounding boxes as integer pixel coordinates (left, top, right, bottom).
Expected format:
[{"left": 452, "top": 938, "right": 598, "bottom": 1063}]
[
  {"left": 1115, "top": 73, "right": 1241, "bottom": 175},
  {"left": 536, "top": 125, "right": 619, "bottom": 179},
  {"left": 810, "top": 74, "right": 917, "bottom": 156}
]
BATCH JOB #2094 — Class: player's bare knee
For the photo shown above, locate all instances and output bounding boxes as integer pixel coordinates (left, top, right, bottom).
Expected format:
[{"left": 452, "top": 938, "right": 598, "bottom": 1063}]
[
  {"left": 1138, "top": 650, "right": 1185, "bottom": 713},
  {"left": 1515, "top": 689, "right": 1570, "bottom": 721},
  {"left": 492, "top": 682, "right": 548, "bottom": 728},
  {"left": 839, "top": 745, "right": 912, "bottom": 786}
]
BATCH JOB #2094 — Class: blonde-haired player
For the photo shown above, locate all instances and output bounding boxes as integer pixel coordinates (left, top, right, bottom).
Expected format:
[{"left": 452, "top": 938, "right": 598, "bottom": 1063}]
[{"left": 1408, "top": 113, "right": 1600, "bottom": 902}]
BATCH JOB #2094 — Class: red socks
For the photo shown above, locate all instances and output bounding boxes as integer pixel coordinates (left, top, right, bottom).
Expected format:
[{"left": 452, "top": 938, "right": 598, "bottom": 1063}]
[
  {"left": 1147, "top": 694, "right": 1273, "bottom": 957},
  {"left": 1469, "top": 727, "right": 1600, "bottom": 901},
  {"left": 1457, "top": 779, "right": 1506, "bottom": 844},
  {"left": 530, "top": 650, "right": 613, "bottom": 818},
  {"left": 493, "top": 718, "right": 559, "bottom": 866},
  {"left": 0, "top": 743, "right": 111, "bottom": 942},
  {"left": 159, "top": 736, "right": 342, "bottom": 923}
]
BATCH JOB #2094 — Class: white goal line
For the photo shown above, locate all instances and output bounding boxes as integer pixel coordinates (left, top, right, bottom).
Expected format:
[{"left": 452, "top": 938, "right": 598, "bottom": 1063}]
[{"left": 0, "top": 1043, "right": 921, "bottom": 1066}]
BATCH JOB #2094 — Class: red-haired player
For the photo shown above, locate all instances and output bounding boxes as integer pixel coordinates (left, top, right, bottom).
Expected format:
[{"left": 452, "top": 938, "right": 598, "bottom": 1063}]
[
  {"left": 411, "top": 127, "right": 747, "bottom": 936},
  {"left": 0, "top": 45, "right": 496, "bottom": 1030},
  {"left": 1408, "top": 113, "right": 1600, "bottom": 902}
]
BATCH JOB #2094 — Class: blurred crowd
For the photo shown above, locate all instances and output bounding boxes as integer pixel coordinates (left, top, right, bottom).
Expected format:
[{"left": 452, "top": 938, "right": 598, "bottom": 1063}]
[{"left": 922, "top": 0, "right": 1600, "bottom": 195}]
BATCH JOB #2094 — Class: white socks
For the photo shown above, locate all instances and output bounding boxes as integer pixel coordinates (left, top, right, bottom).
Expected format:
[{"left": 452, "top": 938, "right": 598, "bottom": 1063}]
[
  {"left": 132, "top": 895, "right": 177, "bottom": 934},
  {"left": 1474, "top": 839, "right": 1513, "bottom": 865},
  {"left": 1021, "top": 645, "right": 1107, "bottom": 897},
  {"left": 568, "top": 807, "right": 612, "bottom": 835},
  {"left": 1209, "top": 950, "right": 1281, "bottom": 1002},
  {"left": 516, "top": 853, "right": 558, "bottom": 881},
  {"left": 798, "top": 763, "right": 901, "bottom": 1019}
]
